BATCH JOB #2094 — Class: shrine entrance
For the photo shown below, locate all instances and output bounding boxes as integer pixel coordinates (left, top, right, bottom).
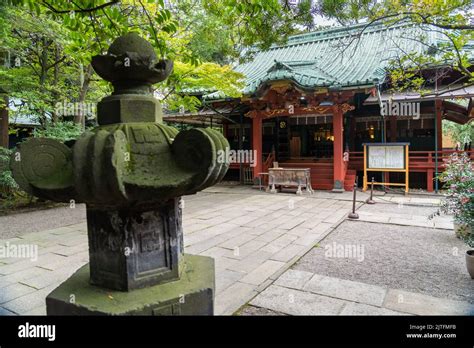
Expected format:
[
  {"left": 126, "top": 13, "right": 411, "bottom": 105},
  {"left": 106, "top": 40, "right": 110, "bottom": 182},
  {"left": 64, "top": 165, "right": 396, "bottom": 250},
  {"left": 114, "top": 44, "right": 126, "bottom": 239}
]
[
  {"left": 286, "top": 114, "right": 335, "bottom": 161},
  {"left": 289, "top": 123, "right": 334, "bottom": 159}
]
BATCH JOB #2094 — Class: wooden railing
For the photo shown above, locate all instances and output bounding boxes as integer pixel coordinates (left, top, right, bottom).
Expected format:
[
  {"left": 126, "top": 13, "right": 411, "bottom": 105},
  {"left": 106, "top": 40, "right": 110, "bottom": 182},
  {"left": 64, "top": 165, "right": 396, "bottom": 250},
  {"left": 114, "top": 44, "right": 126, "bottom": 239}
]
[{"left": 348, "top": 149, "right": 474, "bottom": 191}]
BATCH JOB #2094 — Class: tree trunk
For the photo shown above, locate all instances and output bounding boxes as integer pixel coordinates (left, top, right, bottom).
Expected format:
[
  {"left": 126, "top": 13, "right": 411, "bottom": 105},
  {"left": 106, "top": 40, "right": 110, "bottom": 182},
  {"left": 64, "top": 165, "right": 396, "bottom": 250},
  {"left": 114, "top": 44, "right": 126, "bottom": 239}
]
[
  {"left": 75, "top": 64, "right": 93, "bottom": 128},
  {"left": 0, "top": 93, "right": 8, "bottom": 148},
  {"left": 51, "top": 44, "right": 61, "bottom": 123},
  {"left": 38, "top": 37, "right": 49, "bottom": 126}
]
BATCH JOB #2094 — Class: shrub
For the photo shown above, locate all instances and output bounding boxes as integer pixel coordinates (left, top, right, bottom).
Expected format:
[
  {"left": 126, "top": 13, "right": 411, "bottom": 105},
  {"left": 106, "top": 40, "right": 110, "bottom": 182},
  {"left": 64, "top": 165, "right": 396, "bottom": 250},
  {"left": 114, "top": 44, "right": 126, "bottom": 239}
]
[
  {"left": 33, "top": 121, "right": 83, "bottom": 142},
  {"left": 439, "top": 152, "right": 474, "bottom": 247},
  {"left": 0, "top": 146, "right": 19, "bottom": 197}
]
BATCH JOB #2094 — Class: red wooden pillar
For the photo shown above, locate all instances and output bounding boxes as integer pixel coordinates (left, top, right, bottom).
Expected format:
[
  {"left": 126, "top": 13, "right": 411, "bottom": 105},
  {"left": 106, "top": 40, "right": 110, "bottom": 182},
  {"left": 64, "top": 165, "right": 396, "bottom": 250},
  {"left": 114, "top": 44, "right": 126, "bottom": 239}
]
[
  {"left": 427, "top": 153, "right": 434, "bottom": 192},
  {"left": 332, "top": 106, "right": 345, "bottom": 192},
  {"left": 435, "top": 99, "right": 443, "bottom": 151},
  {"left": 252, "top": 114, "right": 263, "bottom": 179}
]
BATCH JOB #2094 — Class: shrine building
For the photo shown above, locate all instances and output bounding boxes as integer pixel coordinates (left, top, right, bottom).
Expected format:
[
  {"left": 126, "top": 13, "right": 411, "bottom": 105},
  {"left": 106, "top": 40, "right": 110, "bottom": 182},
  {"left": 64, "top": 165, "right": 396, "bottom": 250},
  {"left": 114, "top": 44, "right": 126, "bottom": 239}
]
[{"left": 165, "top": 22, "right": 474, "bottom": 192}]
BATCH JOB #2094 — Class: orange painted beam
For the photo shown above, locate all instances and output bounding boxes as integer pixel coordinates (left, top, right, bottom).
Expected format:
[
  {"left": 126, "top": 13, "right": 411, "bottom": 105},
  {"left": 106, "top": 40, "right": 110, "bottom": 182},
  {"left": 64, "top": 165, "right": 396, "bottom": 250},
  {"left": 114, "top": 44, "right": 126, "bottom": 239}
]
[{"left": 245, "top": 104, "right": 354, "bottom": 119}]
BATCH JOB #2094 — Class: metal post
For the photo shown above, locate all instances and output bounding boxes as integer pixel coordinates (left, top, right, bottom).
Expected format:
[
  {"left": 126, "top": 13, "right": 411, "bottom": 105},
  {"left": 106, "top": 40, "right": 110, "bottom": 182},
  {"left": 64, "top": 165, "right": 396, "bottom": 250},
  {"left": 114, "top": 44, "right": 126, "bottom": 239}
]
[
  {"left": 366, "top": 177, "right": 375, "bottom": 204},
  {"left": 348, "top": 176, "right": 359, "bottom": 219},
  {"left": 239, "top": 113, "right": 244, "bottom": 185},
  {"left": 434, "top": 100, "right": 439, "bottom": 193}
]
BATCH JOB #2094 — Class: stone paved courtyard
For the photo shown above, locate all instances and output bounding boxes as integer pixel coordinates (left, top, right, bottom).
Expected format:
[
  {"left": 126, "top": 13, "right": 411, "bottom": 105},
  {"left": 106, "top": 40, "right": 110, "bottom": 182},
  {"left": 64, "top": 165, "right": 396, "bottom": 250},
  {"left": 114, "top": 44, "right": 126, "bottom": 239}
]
[
  {"left": 242, "top": 198, "right": 474, "bottom": 316},
  {"left": 1, "top": 185, "right": 472, "bottom": 316}
]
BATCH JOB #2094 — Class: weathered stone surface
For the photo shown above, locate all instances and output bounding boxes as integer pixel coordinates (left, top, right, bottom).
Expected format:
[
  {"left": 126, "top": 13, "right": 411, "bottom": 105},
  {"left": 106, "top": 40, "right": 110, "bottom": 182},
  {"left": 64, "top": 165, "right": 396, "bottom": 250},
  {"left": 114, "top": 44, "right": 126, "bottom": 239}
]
[
  {"left": 92, "top": 32, "right": 173, "bottom": 95},
  {"left": 46, "top": 254, "right": 215, "bottom": 315},
  {"left": 303, "top": 274, "right": 388, "bottom": 307},
  {"left": 3, "top": 285, "right": 57, "bottom": 314},
  {"left": 250, "top": 285, "right": 347, "bottom": 315},
  {"left": 0, "top": 283, "right": 36, "bottom": 304},
  {"left": 215, "top": 281, "right": 257, "bottom": 315},
  {"left": 239, "top": 260, "right": 285, "bottom": 286},
  {"left": 9, "top": 138, "right": 74, "bottom": 200},
  {"left": 274, "top": 269, "right": 313, "bottom": 290},
  {"left": 10, "top": 33, "right": 226, "bottom": 314},
  {"left": 87, "top": 198, "right": 183, "bottom": 291},
  {"left": 97, "top": 94, "right": 162, "bottom": 125},
  {"left": 383, "top": 289, "right": 474, "bottom": 315},
  {"left": 11, "top": 34, "right": 230, "bottom": 209},
  {"left": 340, "top": 302, "right": 408, "bottom": 316}
]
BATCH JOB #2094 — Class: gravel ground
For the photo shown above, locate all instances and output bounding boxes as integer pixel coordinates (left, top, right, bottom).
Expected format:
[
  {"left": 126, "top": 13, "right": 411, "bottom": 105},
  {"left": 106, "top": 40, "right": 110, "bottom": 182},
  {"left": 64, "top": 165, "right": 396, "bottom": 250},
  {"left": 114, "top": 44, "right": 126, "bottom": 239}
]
[
  {"left": 293, "top": 220, "right": 473, "bottom": 304},
  {"left": 0, "top": 204, "right": 86, "bottom": 239}
]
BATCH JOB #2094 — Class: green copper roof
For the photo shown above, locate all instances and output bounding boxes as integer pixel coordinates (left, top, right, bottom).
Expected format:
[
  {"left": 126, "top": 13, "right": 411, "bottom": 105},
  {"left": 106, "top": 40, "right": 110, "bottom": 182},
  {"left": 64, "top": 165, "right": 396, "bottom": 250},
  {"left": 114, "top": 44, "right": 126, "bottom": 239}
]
[{"left": 220, "top": 22, "right": 447, "bottom": 98}]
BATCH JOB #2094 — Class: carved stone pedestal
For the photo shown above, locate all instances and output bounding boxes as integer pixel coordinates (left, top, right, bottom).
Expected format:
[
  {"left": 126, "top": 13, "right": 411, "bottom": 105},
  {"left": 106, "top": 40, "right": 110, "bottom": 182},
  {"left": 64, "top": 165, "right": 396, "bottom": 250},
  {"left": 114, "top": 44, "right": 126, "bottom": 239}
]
[
  {"left": 46, "top": 254, "right": 215, "bottom": 315},
  {"left": 11, "top": 33, "right": 229, "bottom": 316},
  {"left": 87, "top": 198, "right": 183, "bottom": 291}
]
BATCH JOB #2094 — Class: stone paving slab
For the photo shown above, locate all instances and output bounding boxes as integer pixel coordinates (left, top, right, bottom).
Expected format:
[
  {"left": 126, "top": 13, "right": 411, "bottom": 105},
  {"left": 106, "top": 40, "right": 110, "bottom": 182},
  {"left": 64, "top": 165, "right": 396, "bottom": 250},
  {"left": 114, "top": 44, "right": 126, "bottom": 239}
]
[
  {"left": 303, "top": 274, "right": 387, "bottom": 307},
  {"left": 0, "top": 283, "right": 37, "bottom": 304},
  {"left": 356, "top": 202, "right": 453, "bottom": 230},
  {"left": 215, "top": 281, "right": 258, "bottom": 315},
  {"left": 274, "top": 269, "right": 313, "bottom": 289},
  {"left": 0, "top": 266, "right": 51, "bottom": 284},
  {"left": 239, "top": 260, "right": 286, "bottom": 286},
  {"left": 383, "top": 289, "right": 474, "bottom": 316},
  {"left": 2, "top": 284, "right": 57, "bottom": 315},
  {"left": 0, "top": 187, "right": 352, "bottom": 315},
  {"left": 250, "top": 284, "right": 348, "bottom": 315},
  {"left": 250, "top": 269, "right": 474, "bottom": 316},
  {"left": 0, "top": 186, "right": 455, "bottom": 316},
  {"left": 269, "top": 243, "right": 309, "bottom": 263},
  {"left": 340, "top": 302, "right": 407, "bottom": 316}
]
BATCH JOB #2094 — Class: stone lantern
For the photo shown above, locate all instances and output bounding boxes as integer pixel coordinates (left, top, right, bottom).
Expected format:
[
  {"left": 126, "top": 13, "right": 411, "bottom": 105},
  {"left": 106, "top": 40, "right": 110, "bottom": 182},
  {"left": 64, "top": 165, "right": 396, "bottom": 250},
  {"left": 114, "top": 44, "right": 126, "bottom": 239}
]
[{"left": 10, "top": 33, "right": 229, "bottom": 315}]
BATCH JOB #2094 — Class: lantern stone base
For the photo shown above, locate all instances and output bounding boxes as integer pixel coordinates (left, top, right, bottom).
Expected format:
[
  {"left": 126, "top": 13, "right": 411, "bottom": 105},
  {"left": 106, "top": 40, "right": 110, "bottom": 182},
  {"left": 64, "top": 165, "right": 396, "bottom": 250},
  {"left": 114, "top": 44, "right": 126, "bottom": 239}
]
[{"left": 46, "top": 254, "right": 215, "bottom": 315}]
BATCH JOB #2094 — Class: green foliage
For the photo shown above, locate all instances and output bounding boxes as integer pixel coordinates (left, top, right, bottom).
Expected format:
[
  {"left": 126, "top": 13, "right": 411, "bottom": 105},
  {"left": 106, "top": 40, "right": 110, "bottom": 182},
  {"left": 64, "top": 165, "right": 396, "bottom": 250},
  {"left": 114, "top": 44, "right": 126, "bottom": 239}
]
[
  {"left": 0, "top": 146, "right": 19, "bottom": 197},
  {"left": 320, "top": 0, "right": 473, "bottom": 87},
  {"left": 201, "top": 0, "right": 301, "bottom": 56},
  {"left": 443, "top": 120, "right": 474, "bottom": 146},
  {"left": 33, "top": 121, "right": 84, "bottom": 142},
  {"left": 170, "top": 0, "right": 320, "bottom": 62},
  {"left": 1, "top": 0, "right": 248, "bottom": 126},
  {"left": 439, "top": 152, "right": 474, "bottom": 246},
  {"left": 165, "top": 61, "right": 245, "bottom": 112},
  {"left": 319, "top": 0, "right": 378, "bottom": 25}
]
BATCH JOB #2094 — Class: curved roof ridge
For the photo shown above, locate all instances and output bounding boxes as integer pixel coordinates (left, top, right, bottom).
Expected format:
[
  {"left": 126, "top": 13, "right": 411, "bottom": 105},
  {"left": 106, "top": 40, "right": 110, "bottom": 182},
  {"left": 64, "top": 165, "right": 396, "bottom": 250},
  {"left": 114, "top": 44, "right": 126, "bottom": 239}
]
[{"left": 280, "top": 21, "right": 413, "bottom": 47}]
